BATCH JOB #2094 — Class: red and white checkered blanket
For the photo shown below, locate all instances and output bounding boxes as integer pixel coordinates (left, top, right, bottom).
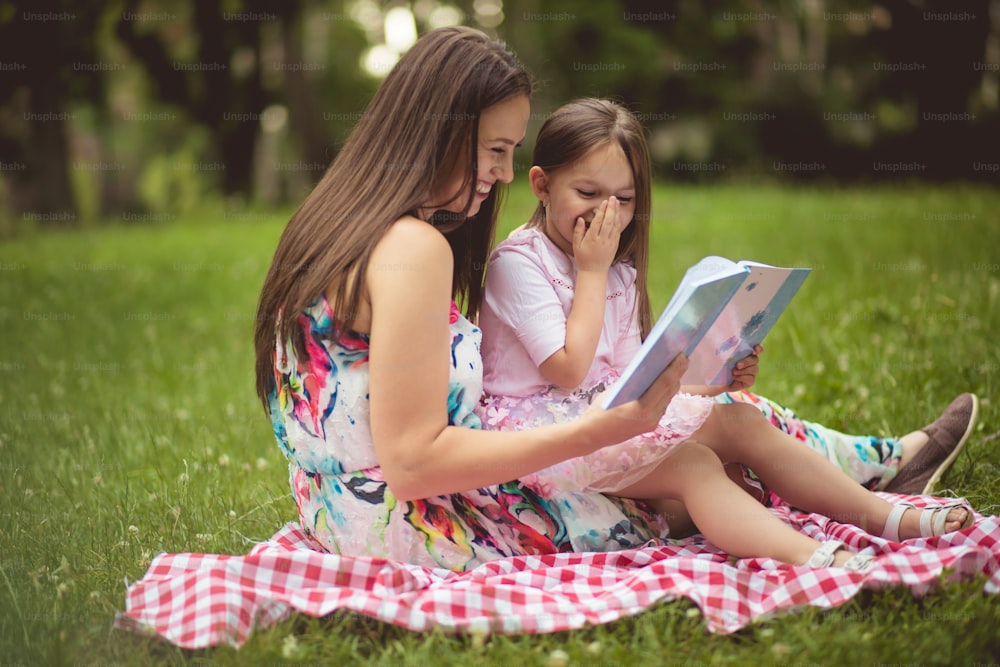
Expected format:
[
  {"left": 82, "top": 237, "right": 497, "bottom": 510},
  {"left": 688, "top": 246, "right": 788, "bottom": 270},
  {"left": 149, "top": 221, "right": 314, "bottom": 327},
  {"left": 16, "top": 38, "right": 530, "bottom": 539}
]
[{"left": 115, "top": 494, "right": 1000, "bottom": 649}]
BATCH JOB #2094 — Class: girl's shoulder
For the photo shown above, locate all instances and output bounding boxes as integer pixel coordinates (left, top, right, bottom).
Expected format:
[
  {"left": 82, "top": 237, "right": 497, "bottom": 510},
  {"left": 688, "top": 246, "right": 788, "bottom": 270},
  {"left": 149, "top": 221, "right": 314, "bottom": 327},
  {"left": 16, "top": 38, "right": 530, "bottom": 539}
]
[
  {"left": 492, "top": 227, "right": 573, "bottom": 285},
  {"left": 491, "top": 226, "right": 568, "bottom": 272}
]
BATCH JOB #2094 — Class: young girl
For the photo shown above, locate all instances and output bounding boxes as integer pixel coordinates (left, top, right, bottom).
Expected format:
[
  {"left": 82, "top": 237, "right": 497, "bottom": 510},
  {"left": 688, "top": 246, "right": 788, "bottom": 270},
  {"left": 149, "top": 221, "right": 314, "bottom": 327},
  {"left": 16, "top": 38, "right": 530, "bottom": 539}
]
[{"left": 477, "top": 98, "right": 973, "bottom": 569}]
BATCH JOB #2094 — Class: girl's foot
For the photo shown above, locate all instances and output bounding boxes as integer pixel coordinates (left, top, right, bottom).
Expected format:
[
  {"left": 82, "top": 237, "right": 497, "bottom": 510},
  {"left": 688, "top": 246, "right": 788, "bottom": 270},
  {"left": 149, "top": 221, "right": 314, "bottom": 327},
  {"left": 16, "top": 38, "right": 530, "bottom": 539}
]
[
  {"left": 881, "top": 502, "right": 975, "bottom": 542},
  {"left": 884, "top": 393, "right": 978, "bottom": 495},
  {"left": 802, "top": 540, "right": 875, "bottom": 572}
]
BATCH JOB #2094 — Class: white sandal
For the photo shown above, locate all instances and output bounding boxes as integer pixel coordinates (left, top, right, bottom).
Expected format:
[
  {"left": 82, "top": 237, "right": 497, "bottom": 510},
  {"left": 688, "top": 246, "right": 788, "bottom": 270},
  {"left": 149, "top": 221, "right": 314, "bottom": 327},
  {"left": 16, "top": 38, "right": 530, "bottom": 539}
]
[
  {"left": 881, "top": 502, "right": 975, "bottom": 542},
  {"left": 804, "top": 540, "right": 875, "bottom": 573}
]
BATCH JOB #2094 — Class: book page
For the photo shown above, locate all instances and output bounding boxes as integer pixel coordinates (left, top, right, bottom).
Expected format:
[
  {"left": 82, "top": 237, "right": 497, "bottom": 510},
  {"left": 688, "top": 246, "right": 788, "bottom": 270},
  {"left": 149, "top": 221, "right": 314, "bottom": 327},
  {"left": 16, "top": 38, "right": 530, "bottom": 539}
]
[{"left": 682, "top": 264, "right": 810, "bottom": 386}]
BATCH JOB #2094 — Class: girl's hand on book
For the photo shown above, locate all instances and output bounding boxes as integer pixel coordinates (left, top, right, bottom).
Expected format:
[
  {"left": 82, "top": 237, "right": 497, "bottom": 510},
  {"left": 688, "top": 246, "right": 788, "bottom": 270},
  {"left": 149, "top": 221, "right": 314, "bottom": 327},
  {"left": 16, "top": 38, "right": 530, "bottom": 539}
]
[
  {"left": 573, "top": 197, "right": 622, "bottom": 274},
  {"left": 727, "top": 345, "right": 763, "bottom": 391}
]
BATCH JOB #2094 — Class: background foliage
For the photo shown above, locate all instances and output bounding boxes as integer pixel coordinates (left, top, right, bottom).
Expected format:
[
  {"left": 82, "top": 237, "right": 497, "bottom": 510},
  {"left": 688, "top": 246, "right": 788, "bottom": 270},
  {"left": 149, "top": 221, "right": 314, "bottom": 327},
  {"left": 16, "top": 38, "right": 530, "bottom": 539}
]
[{"left": 1, "top": 0, "right": 998, "bottom": 227}]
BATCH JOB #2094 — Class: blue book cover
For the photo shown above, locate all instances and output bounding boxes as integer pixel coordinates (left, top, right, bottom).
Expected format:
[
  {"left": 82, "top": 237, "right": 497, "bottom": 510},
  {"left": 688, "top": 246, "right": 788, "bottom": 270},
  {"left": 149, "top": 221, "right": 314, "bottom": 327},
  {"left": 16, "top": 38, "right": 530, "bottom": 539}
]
[{"left": 601, "top": 257, "right": 810, "bottom": 409}]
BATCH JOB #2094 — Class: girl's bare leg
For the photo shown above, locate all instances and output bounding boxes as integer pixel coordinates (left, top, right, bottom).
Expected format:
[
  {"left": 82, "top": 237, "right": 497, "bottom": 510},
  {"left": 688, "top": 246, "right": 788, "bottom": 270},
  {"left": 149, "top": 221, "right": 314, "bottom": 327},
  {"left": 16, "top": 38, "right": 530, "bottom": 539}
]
[
  {"left": 692, "top": 404, "right": 970, "bottom": 538},
  {"left": 615, "top": 441, "right": 855, "bottom": 566},
  {"left": 642, "top": 498, "right": 696, "bottom": 538}
]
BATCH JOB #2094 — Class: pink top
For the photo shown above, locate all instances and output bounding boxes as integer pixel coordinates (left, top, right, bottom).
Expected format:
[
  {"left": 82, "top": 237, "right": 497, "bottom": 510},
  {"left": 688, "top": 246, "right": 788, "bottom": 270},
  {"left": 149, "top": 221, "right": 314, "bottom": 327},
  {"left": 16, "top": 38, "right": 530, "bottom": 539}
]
[{"left": 480, "top": 227, "right": 641, "bottom": 397}]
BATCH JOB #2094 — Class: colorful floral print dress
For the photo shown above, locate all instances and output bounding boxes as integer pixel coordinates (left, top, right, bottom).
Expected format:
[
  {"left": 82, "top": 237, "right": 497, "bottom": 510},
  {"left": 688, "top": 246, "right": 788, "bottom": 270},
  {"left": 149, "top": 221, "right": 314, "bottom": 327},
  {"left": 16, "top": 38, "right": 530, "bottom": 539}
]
[{"left": 269, "top": 296, "right": 675, "bottom": 571}]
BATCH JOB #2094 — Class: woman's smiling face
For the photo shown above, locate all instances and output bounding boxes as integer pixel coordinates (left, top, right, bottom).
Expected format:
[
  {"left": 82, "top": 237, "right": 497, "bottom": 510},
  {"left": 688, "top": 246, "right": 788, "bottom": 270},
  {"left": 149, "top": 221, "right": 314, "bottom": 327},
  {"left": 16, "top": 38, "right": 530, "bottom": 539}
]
[{"left": 431, "top": 94, "right": 530, "bottom": 217}]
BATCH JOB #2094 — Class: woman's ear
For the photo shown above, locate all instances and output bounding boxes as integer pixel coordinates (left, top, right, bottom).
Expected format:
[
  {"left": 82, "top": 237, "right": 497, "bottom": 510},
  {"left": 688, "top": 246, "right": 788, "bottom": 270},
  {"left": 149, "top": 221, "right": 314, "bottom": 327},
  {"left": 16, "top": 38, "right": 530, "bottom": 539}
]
[{"left": 528, "top": 166, "right": 549, "bottom": 203}]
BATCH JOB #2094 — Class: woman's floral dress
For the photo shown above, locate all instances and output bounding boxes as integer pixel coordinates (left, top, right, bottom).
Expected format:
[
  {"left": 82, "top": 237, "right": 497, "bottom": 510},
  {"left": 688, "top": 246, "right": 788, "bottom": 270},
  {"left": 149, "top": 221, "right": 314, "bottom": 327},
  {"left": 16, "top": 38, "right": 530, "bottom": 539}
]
[{"left": 269, "top": 296, "right": 675, "bottom": 571}]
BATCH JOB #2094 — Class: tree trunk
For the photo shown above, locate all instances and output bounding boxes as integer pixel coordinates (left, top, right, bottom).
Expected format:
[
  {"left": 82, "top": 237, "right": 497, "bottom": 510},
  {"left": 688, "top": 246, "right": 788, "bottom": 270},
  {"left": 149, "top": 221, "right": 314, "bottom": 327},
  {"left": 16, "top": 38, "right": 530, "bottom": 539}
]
[
  {"left": 25, "top": 79, "right": 77, "bottom": 224},
  {"left": 282, "top": 12, "right": 330, "bottom": 174}
]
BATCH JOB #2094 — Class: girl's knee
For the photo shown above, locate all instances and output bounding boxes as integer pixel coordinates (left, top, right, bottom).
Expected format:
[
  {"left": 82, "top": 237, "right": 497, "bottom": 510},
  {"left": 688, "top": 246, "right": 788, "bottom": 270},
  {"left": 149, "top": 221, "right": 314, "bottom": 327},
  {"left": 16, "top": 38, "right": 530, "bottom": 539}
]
[
  {"left": 667, "top": 441, "right": 724, "bottom": 476},
  {"left": 717, "top": 402, "right": 766, "bottom": 432}
]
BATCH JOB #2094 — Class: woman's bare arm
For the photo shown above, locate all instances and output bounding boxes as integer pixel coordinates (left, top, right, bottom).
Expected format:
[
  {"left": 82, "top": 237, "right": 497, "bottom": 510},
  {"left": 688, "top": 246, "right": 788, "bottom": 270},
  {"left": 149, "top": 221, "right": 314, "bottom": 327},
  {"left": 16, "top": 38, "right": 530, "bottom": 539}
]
[{"left": 366, "top": 218, "right": 683, "bottom": 501}]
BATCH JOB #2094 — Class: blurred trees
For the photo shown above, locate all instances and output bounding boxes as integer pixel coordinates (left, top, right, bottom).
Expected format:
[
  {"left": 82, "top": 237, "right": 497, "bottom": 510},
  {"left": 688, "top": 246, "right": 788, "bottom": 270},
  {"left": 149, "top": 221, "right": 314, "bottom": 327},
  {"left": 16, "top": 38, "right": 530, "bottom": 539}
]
[
  {"left": 504, "top": 0, "right": 998, "bottom": 181},
  {"left": 0, "top": 0, "right": 997, "bottom": 226},
  {"left": 0, "top": 0, "right": 108, "bottom": 221},
  {"left": 114, "top": 0, "right": 282, "bottom": 199}
]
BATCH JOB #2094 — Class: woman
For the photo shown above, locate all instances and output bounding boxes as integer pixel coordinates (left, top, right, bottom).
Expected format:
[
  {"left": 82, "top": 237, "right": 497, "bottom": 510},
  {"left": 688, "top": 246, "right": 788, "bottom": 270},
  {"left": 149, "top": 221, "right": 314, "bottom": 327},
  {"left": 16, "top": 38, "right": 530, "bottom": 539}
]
[{"left": 254, "top": 26, "right": 975, "bottom": 571}]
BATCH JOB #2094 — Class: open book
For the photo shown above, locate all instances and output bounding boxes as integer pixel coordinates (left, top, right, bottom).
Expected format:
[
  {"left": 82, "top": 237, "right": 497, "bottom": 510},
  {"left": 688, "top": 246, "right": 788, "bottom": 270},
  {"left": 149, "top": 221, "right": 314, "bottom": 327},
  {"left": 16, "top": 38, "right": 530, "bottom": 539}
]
[{"left": 601, "top": 256, "right": 811, "bottom": 409}]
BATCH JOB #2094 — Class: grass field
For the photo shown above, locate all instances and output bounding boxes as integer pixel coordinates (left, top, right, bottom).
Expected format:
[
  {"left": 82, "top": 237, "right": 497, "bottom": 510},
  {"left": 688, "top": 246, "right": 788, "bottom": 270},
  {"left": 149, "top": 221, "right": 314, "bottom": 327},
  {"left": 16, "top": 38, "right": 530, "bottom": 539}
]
[{"left": 1, "top": 183, "right": 999, "bottom": 665}]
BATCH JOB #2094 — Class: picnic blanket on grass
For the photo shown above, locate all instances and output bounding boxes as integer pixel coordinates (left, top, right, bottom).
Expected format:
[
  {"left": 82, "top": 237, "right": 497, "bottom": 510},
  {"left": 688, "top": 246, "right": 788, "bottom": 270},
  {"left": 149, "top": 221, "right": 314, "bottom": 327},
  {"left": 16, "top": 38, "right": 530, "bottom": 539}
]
[{"left": 115, "top": 493, "right": 1000, "bottom": 649}]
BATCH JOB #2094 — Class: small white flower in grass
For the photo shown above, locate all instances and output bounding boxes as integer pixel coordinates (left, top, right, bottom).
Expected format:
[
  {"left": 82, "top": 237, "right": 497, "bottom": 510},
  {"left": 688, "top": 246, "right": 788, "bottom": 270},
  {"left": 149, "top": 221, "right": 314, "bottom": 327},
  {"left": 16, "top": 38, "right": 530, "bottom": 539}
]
[
  {"left": 685, "top": 607, "right": 701, "bottom": 619},
  {"left": 771, "top": 642, "right": 792, "bottom": 657},
  {"left": 229, "top": 510, "right": 237, "bottom": 519},
  {"left": 218, "top": 454, "right": 230, "bottom": 467},
  {"left": 89, "top": 590, "right": 101, "bottom": 600},
  {"left": 812, "top": 361, "right": 825, "bottom": 374},
  {"left": 469, "top": 627, "right": 487, "bottom": 648},
  {"left": 585, "top": 640, "right": 602, "bottom": 655},
  {"left": 195, "top": 533, "right": 212, "bottom": 541},
  {"left": 546, "top": 649, "right": 569, "bottom": 667},
  {"left": 758, "top": 627, "right": 774, "bottom": 638},
  {"left": 793, "top": 384, "right": 806, "bottom": 398},
  {"left": 128, "top": 525, "right": 139, "bottom": 535},
  {"left": 175, "top": 408, "right": 190, "bottom": 421},
  {"left": 837, "top": 353, "right": 850, "bottom": 372},
  {"left": 57, "top": 582, "right": 69, "bottom": 597},
  {"left": 92, "top": 474, "right": 102, "bottom": 485},
  {"left": 24, "top": 489, "right": 33, "bottom": 499},
  {"left": 255, "top": 457, "right": 269, "bottom": 470},
  {"left": 281, "top": 634, "right": 304, "bottom": 660}
]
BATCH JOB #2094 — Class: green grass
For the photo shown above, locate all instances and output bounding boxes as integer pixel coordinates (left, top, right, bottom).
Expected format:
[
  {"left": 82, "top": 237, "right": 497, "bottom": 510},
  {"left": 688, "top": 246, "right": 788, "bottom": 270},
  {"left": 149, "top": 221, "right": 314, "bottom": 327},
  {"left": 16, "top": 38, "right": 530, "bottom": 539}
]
[{"left": 1, "top": 184, "right": 999, "bottom": 665}]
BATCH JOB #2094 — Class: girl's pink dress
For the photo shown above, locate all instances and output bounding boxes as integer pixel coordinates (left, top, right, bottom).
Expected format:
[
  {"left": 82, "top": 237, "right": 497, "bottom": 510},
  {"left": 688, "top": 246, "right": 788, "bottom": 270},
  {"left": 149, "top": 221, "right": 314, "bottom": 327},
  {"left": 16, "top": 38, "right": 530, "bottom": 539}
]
[{"left": 477, "top": 227, "right": 715, "bottom": 496}]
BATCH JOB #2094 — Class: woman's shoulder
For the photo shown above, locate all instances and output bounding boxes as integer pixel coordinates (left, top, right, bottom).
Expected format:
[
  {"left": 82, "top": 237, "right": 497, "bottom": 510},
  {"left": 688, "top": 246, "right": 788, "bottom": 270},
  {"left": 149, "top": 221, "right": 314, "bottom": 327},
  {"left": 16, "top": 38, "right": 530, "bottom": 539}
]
[{"left": 372, "top": 216, "right": 454, "bottom": 265}]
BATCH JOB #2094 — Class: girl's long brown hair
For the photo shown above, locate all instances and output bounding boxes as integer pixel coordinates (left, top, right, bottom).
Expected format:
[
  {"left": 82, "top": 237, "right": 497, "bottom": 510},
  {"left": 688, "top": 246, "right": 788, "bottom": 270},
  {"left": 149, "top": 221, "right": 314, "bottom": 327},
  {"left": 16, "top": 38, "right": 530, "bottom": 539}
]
[
  {"left": 527, "top": 98, "right": 654, "bottom": 339},
  {"left": 254, "top": 26, "right": 532, "bottom": 409}
]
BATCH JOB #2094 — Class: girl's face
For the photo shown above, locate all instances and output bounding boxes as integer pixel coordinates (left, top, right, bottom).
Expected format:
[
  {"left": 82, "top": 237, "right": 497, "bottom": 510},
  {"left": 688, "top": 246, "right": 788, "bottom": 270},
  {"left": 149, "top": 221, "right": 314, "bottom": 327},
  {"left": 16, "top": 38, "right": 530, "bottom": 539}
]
[
  {"left": 432, "top": 95, "right": 530, "bottom": 217},
  {"left": 530, "top": 142, "right": 636, "bottom": 257}
]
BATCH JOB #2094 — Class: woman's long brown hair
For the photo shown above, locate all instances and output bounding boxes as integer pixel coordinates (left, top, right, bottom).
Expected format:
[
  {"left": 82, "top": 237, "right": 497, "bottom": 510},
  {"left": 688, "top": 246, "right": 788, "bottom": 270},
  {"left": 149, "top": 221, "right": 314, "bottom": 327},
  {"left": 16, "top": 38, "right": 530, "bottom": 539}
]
[
  {"left": 254, "top": 26, "right": 532, "bottom": 409},
  {"left": 527, "top": 98, "right": 654, "bottom": 339}
]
